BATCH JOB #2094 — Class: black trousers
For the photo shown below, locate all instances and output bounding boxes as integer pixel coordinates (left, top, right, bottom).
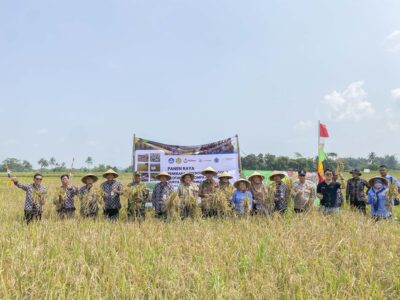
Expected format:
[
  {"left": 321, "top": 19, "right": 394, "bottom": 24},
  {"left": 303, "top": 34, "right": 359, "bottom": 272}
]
[
  {"left": 294, "top": 208, "right": 307, "bottom": 214},
  {"left": 57, "top": 208, "right": 76, "bottom": 219},
  {"left": 24, "top": 210, "right": 42, "bottom": 224},
  {"left": 350, "top": 201, "right": 366, "bottom": 215},
  {"left": 104, "top": 208, "right": 120, "bottom": 220}
]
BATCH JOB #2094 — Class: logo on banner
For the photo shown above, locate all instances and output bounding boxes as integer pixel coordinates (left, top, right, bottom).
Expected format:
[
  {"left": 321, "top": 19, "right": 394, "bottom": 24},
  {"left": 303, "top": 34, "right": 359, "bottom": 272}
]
[
  {"left": 176, "top": 158, "right": 182, "bottom": 164},
  {"left": 214, "top": 157, "right": 220, "bottom": 163},
  {"left": 168, "top": 158, "right": 175, "bottom": 164}
]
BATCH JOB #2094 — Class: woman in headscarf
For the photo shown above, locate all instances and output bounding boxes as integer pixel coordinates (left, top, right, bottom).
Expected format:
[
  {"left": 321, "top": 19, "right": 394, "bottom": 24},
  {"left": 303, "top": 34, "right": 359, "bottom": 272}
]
[
  {"left": 367, "top": 177, "right": 392, "bottom": 220},
  {"left": 248, "top": 171, "right": 272, "bottom": 216}
]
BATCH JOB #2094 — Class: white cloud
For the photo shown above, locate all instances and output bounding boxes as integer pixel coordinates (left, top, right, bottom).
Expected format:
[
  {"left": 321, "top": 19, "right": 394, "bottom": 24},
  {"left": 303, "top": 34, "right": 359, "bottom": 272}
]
[
  {"left": 36, "top": 128, "right": 49, "bottom": 135},
  {"left": 324, "top": 81, "right": 374, "bottom": 121},
  {"left": 384, "top": 108, "right": 400, "bottom": 132},
  {"left": 391, "top": 88, "right": 400, "bottom": 100},
  {"left": 385, "top": 30, "right": 400, "bottom": 52},
  {"left": 294, "top": 120, "right": 313, "bottom": 130}
]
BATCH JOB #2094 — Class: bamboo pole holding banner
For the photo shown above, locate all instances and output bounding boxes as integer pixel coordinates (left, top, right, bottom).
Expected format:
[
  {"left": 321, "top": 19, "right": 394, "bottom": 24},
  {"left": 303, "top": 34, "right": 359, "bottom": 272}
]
[
  {"left": 132, "top": 134, "right": 136, "bottom": 177},
  {"left": 236, "top": 134, "right": 243, "bottom": 178}
]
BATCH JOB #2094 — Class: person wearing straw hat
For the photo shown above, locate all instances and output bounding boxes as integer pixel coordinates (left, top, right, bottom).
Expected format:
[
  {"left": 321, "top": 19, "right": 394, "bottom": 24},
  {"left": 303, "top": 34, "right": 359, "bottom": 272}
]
[
  {"left": 367, "top": 177, "right": 392, "bottom": 220},
  {"left": 292, "top": 170, "right": 316, "bottom": 214},
  {"left": 11, "top": 173, "right": 48, "bottom": 224},
  {"left": 218, "top": 171, "right": 233, "bottom": 192},
  {"left": 126, "top": 172, "right": 149, "bottom": 221},
  {"left": 269, "top": 171, "right": 288, "bottom": 214},
  {"left": 53, "top": 174, "right": 79, "bottom": 219},
  {"left": 217, "top": 171, "right": 235, "bottom": 207},
  {"left": 178, "top": 172, "right": 199, "bottom": 218},
  {"left": 100, "top": 169, "right": 124, "bottom": 220},
  {"left": 79, "top": 174, "right": 102, "bottom": 218},
  {"left": 231, "top": 179, "right": 253, "bottom": 214},
  {"left": 199, "top": 167, "right": 218, "bottom": 217},
  {"left": 152, "top": 171, "right": 174, "bottom": 219},
  {"left": 346, "top": 169, "right": 370, "bottom": 214},
  {"left": 248, "top": 171, "right": 272, "bottom": 215}
]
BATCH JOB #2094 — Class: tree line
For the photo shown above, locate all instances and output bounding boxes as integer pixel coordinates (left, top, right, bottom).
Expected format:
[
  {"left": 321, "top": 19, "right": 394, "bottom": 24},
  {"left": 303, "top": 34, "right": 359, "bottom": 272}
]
[
  {"left": 241, "top": 152, "right": 399, "bottom": 171},
  {"left": 1, "top": 152, "right": 399, "bottom": 173}
]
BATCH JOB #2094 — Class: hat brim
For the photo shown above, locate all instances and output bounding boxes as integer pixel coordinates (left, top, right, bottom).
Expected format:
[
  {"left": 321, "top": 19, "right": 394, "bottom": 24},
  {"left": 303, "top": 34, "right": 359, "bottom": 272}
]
[
  {"left": 180, "top": 173, "right": 195, "bottom": 182},
  {"left": 103, "top": 173, "right": 119, "bottom": 179},
  {"left": 249, "top": 175, "right": 265, "bottom": 181},
  {"left": 81, "top": 175, "right": 99, "bottom": 184},
  {"left": 201, "top": 171, "right": 218, "bottom": 176},
  {"left": 234, "top": 180, "right": 250, "bottom": 189},
  {"left": 219, "top": 175, "right": 233, "bottom": 179},
  {"left": 368, "top": 177, "right": 388, "bottom": 187},
  {"left": 269, "top": 174, "right": 285, "bottom": 181},
  {"left": 350, "top": 171, "right": 362, "bottom": 176},
  {"left": 156, "top": 174, "right": 172, "bottom": 181}
]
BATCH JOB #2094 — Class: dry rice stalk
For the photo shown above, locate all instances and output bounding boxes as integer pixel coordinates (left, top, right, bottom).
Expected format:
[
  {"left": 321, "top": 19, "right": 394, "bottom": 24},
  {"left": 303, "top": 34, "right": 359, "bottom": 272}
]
[
  {"left": 124, "top": 184, "right": 147, "bottom": 210},
  {"left": 243, "top": 194, "right": 251, "bottom": 216},
  {"left": 182, "top": 195, "right": 201, "bottom": 219},
  {"left": 166, "top": 192, "right": 180, "bottom": 221},
  {"left": 52, "top": 187, "right": 67, "bottom": 210},
  {"left": 80, "top": 188, "right": 103, "bottom": 216},
  {"left": 33, "top": 190, "right": 47, "bottom": 207},
  {"left": 209, "top": 190, "right": 231, "bottom": 217}
]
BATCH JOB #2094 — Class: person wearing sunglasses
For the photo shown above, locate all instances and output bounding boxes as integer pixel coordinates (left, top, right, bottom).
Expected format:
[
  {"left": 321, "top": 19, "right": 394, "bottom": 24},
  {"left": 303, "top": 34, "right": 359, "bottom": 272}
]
[{"left": 11, "top": 173, "right": 48, "bottom": 224}]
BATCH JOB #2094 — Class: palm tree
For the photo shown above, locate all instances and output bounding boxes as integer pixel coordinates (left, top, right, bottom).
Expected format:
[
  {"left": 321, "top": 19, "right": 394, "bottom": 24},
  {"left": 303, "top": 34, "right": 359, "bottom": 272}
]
[{"left": 38, "top": 158, "right": 49, "bottom": 170}]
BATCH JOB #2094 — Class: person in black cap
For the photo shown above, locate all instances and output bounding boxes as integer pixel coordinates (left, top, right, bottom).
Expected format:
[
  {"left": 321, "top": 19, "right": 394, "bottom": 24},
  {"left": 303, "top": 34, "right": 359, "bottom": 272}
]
[
  {"left": 346, "top": 169, "right": 370, "bottom": 214},
  {"left": 292, "top": 170, "right": 316, "bottom": 213}
]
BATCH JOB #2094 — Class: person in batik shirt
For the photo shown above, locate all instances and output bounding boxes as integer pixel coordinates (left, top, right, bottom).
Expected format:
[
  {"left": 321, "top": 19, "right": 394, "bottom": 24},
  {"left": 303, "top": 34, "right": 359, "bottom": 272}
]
[
  {"left": 53, "top": 174, "right": 79, "bottom": 219},
  {"left": 11, "top": 173, "right": 47, "bottom": 224},
  {"left": 269, "top": 172, "right": 288, "bottom": 214},
  {"left": 79, "top": 174, "right": 102, "bottom": 218},
  {"left": 101, "top": 169, "right": 124, "bottom": 220},
  {"left": 346, "top": 169, "right": 370, "bottom": 214},
  {"left": 152, "top": 172, "right": 174, "bottom": 219}
]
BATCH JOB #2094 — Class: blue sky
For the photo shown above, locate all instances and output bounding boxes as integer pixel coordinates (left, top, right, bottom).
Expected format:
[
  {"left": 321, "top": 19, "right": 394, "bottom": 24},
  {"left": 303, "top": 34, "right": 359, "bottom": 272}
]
[{"left": 1, "top": 0, "right": 400, "bottom": 168}]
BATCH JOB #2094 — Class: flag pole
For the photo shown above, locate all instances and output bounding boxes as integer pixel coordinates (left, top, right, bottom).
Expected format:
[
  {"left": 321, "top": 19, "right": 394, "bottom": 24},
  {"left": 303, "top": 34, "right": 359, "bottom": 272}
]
[
  {"left": 318, "top": 120, "right": 321, "bottom": 178},
  {"left": 236, "top": 134, "right": 243, "bottom": 177}
]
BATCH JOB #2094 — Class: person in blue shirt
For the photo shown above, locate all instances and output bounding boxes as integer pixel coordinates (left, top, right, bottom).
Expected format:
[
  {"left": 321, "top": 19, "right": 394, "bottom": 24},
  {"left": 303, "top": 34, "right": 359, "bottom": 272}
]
[
  {"left": 231, "top": 179, "right": 253, "bottom": 214},
  {"left": 367, "top": 177, "right": 392, "bottom": 220},
  {"left": 379, "top": 165, "right": 400, "bottom": 206}
]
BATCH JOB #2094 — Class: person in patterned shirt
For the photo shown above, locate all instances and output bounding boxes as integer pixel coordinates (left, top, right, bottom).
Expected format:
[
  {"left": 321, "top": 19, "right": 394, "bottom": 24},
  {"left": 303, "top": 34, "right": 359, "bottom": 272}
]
[
  {"left": 53, "top": 174, "right": 79, "bottom": 219},
  {"left": 152, "top": 172, "right": 174, "bottom": 219},
  {"left": 269, "top": 172, "right": 288, "bottom": 214},
  {"left": 217, "top": 171, "right": 235, "bottom": 208},
  {"left": 292, "top": 170, "right": 316, "bottom": 213},
  {"left": 178, "top": 172, "right": 199, "bottom": 218},
  {"left": 346, "top": 170, "right": 370, "bottom": 214},
  {"left": 11, "top": 173, "right": 47, "bottom": 224},
  {"left": 101, "top": 169, "right": 124, "bottom": 220},
  {"left": 199, "top": 167, "right": 218, "bottom": 217},
  {"left": 127, "top": 172, "right": 149, "bottom": 221},
  {"left": 79, "top": 174, "right": 102, "bottom": 218}
]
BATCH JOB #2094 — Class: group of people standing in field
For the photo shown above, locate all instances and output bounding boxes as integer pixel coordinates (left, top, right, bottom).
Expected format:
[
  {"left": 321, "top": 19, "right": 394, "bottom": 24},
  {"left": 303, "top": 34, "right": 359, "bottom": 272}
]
[{"left": 10, "top": 165, "right": 399, "bottom": 224}]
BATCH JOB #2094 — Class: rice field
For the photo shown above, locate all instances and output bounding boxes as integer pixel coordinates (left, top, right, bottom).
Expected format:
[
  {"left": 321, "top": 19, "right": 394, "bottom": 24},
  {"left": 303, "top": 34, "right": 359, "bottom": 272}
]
[{"left": 0, "top": 173, "right": 399, "bottom": 299}]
